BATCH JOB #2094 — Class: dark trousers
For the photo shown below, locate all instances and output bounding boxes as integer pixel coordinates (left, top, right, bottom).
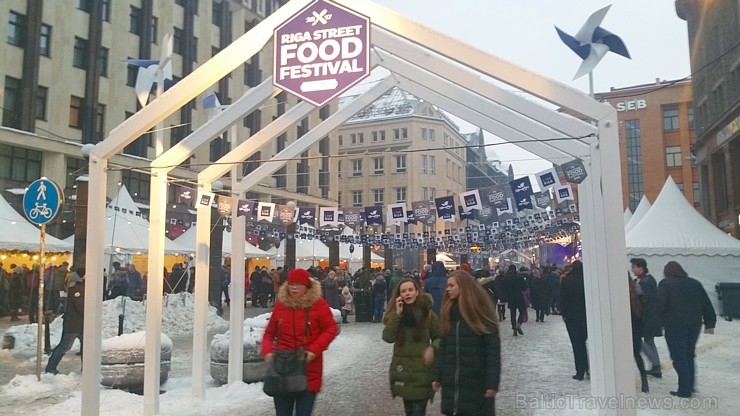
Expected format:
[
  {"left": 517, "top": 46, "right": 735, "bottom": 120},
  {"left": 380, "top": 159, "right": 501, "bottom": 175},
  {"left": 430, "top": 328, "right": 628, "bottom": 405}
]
[
  {"left": 403, "top": 399, "right": 428, "bottom": 416},
  {"left": 28, "top": 290, "right": 39, "bottom": 323},
  {"left": 565, "top": 320, "right": 589, "bottom": 374},
  {"left": 535, "top": 309, "right": 546, "bottom": 322},
  {"left": 664, "top": 325, "right": 701, "bottom": 395},
  {"left": 373, "top": 296, "right": 385, "bottom": 321},
  {"left": 273, "top": 391, "right": 317, "bottom": 416},
  {"left": 46, "top": 331, "right": 82, "bottom": 373},
  {"left": 509, "top": 305, "right": 525, "bottom": 329},
  {"left": 632, "top": 330, "right": 647, "bottom": 376},
  {"left": 497, "top": 303, "right": 506, "bottom": 321}
]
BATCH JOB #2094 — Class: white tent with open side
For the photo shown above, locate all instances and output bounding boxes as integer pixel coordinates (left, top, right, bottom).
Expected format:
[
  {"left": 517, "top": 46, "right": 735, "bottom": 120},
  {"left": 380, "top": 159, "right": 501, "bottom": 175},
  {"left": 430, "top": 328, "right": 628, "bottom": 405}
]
[
  {"left": 105, "top": 186, "right": 189, "bottom": 255},
  {"left": 623, "top": 208, "right": 632, "bottom": 227},
  {"left": 174, "top": 226, "right": 271, "bottom": 259},
  {"left": 626, "top": 176, "right": 740, "bottom": 311},
  {"left": 0, "top": 193, "right": 73, "bottom": 252}
]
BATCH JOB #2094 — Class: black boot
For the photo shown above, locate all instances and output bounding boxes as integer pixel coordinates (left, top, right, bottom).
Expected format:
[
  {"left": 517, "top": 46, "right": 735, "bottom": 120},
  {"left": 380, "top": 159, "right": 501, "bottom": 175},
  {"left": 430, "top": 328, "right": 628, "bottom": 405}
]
[
  {"left": 572, "top": 372, "right": 585, "bottom": 381},
  {"left": 640, "top": 375, "right": 649, "bottom": 393},
  {"left": 646, "top": 366, "right": 662, "bottom": 378}
]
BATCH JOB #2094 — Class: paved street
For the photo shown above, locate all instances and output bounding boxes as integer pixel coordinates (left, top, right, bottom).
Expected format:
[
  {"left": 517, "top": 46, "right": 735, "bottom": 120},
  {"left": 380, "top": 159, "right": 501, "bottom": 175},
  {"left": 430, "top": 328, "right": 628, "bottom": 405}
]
[{"left": 2, "top": 306, "right": 739, "bottom": 415}]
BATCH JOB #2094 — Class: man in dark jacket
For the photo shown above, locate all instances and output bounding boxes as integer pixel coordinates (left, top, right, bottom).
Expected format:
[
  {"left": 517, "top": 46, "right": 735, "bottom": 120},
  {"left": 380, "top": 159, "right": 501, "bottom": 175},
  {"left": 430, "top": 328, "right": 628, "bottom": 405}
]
[
  {"left": 560, "top": 261, "right": 588, "bottom": 380},
  {"left": 424, "top": 261, "right": 447, "bottom": 316},
  {"left": 46, "top": 268, "right": 85, "bottom": 375},
  {"left": 529, "top": 267, "right": 550, "bottom": 323},
  {"left": 544, "top": 266, "right": 561, "bottom": 315},
  {"left": 657, "top": 261, "right": 716, "bottom": 398},
  {"left": 503, "top": 265, "right": 527, "bottom": 335},
  {"left": 630, "top": 258, "right": 662, "bottom": 377}
]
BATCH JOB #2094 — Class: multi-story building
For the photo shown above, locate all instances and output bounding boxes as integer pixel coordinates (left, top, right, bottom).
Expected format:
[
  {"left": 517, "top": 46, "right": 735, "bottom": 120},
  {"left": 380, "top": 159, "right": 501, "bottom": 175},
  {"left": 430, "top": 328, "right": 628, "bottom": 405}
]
[
  {"left": 336, "top": 87, "right": 470, "bottom": 268},
  {"left": 595, "top": 79, "right": 699, "bottom": 212},
  {"left": 463, "top": 128, "right": 513, "bottom": 193},
  {"left": 1, "top": 0, "right": 335, "bottom": 238},
  {"left": 676, "top": 0, "right": 740, "bottom": 237}
]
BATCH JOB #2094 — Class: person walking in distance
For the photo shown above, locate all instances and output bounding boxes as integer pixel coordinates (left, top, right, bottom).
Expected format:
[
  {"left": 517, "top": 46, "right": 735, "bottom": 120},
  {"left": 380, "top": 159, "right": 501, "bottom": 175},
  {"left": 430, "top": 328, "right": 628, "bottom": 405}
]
[
  {"left": 46, "top": 269, "right": 85, "bottom": 375},
  {"left": 372, "top": 273, "right": 388, "bottom": 323},
  {"left": 529, "top": 267, "right": 550, "bottom": 323},
  {"left": 503, "top": 265, "right": 527, "bottom": 336},
  {"left": 432, "top": 271, "right": 500, "bottom": 416},
  {"left": 628, "top": 276, "right": 650, "bottom": 393},
  {"left": 657, "top": 261, "right": 716, "bottom": 398},
  {"left": 560, "top": 261, "right": 589, "bottom": 380},
  {"left": 493, "top": 269, "right": 507, "bottom": 321},
  {"left": 424, "top": 261, "right": 447, "bottom": 316},
  {"left": 383, "top": 278, "right": 441, "bottom": 416},
  {"left": 340, "top": 286, "right": 353, "bottom": 324},
  {"left": 630, "top": 258, "right": 663, "bottom": 378}
]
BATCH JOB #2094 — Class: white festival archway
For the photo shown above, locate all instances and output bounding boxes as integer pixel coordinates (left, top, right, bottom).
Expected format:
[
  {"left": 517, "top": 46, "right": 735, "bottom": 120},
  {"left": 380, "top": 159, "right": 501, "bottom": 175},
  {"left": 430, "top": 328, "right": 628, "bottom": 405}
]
[{"left": 82, "top": 1, "right": 631, "bottom": 415}]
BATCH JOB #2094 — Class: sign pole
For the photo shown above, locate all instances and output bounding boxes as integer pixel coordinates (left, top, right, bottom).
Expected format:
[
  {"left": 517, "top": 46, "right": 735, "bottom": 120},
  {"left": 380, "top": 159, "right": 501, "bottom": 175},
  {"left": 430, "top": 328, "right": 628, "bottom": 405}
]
[{"left": 36, "top": 224, "right": 46, "bottom": 380}]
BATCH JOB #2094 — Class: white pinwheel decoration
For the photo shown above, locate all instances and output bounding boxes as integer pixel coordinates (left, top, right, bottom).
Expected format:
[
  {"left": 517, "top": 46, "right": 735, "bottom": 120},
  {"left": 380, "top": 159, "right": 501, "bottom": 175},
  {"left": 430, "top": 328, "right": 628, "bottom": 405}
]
[
  {"left": 555, "top": 5, "right": 631, "bottom": 80},
  {"left": 122, "top": 33, "right": 174, "bottom": 107}
]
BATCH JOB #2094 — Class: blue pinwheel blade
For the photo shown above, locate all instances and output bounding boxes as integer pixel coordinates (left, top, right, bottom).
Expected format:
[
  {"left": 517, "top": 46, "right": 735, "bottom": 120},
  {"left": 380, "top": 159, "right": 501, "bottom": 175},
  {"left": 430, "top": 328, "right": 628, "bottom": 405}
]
[
  {"left": 592, "top": 27, "right": 631, "bottom": 59},
  {"left": 121, "top": 59, "right": 159, "bottom": 68},
  {"left": 555, "top": 26, "right": 592, "bottom": 60}
]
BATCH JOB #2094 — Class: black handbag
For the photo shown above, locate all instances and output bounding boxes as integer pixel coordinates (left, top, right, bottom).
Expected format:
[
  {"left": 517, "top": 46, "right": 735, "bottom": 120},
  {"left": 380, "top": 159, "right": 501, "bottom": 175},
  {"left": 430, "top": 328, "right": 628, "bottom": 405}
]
[{"left": 263, "top": 309, "right": 310, "bottom": 396}]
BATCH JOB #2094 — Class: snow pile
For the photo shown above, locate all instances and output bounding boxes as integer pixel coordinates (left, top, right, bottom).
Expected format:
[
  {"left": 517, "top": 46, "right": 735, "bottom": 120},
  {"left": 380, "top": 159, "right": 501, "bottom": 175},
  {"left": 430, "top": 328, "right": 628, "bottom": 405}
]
[
  {"left": 102, "top": 332, "right": 173, "bottom": 352},
  {"left": 2, "top": 292, "right": 227, "bottom": 355}
]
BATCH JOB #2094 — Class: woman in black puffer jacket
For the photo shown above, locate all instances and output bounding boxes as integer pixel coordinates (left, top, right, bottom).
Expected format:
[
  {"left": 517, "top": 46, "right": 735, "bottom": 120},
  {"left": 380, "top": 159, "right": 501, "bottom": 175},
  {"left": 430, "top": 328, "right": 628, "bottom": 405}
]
[{"left": 433, "top": 271, "right": 501, "bottom": 416}]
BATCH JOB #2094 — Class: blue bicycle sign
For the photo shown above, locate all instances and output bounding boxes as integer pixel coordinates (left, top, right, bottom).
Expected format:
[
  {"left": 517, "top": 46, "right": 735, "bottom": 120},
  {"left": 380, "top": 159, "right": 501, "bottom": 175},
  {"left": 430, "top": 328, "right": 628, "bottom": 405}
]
[{"left": 23, "top": 178, "right": 63, "bottom": 225}]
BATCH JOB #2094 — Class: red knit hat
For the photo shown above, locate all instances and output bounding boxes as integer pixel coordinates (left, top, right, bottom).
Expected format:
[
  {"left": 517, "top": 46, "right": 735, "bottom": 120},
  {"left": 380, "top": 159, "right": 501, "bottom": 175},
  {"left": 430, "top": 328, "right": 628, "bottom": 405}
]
[
  {"left": 460, "top": 263, "right": 471, "bottom": 272},
  {"left": 287, "top": 268, "right": 311, "bottom": 286}
]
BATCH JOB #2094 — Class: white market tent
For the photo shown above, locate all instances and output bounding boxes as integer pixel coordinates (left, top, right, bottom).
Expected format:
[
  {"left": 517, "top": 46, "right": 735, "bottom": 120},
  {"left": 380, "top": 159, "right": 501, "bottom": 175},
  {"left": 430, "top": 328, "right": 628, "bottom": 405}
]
[
  {"left": 624, "top": 195, "right": 651, "bottom": 232},
  {"left": 267, "top": 238, "right": 330, "bottom": 269},
  {"left": 0, "top": 193, "right": 73, "bottom": 252},
  {"left": 623, "top": 208, "right": 632, "bottom": 227},
  {"left": 626, "top": 177, "right": 740, "bottom": 311},
  {"left": 435, "top": 253, "right": 454, "bottom": 262},
  {"left": 174, "top": 226, "right": 271, "bottom": 259},
  {"left": 105, "top": 186, "right": 189, "bottom": 255}
]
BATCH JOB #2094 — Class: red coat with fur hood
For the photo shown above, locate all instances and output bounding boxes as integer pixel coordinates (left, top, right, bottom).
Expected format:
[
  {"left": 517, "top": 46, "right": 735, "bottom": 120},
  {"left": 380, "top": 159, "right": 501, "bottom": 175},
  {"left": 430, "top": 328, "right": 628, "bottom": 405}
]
[{"left": 261, "top": 278, "right": 338, "bottom": 392}]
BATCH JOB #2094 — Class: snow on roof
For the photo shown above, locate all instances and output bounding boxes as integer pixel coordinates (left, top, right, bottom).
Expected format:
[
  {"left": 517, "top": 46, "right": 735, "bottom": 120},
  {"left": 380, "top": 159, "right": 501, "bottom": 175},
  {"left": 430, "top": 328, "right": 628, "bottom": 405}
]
[{"left": 339, "top": 87, "right": 422, "bottom": 123}]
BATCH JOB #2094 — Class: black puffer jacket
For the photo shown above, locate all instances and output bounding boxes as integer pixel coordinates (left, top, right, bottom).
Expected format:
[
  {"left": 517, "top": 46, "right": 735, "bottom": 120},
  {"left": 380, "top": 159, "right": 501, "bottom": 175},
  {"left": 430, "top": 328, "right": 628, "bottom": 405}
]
[
  {"left": 433, "top": 304, "right": 500, "bottom": 415},
  {"left": 64, "top": 282, "right": 85, "bottom": 333}
]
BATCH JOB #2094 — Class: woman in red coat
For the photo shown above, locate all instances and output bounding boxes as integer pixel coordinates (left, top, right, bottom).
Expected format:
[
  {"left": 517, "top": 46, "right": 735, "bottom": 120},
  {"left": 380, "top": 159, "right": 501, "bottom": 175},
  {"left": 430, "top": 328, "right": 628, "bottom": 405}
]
[{"left": 261, "top": 268, "right": 338, "bottom": 416}]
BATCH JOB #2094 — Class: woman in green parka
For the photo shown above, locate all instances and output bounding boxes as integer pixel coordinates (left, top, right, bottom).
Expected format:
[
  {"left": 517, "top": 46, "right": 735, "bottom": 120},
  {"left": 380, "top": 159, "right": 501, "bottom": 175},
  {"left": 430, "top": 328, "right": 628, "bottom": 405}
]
[{"left": 383, "top": 277, "right": 441, "bottom": 416}]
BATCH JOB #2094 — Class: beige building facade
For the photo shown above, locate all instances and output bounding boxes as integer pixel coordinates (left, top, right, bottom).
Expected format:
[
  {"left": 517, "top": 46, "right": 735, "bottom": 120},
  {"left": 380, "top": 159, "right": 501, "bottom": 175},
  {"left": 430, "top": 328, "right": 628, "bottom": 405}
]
[{"left": 336, "top": 88, "right": 468, "bottom": 234}]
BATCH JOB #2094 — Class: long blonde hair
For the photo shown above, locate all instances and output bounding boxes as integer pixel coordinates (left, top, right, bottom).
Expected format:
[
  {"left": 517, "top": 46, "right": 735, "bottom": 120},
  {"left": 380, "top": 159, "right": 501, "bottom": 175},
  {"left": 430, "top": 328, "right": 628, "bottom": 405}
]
[{"left": 440, "top": 271, "right": 498, "bottom": 335}]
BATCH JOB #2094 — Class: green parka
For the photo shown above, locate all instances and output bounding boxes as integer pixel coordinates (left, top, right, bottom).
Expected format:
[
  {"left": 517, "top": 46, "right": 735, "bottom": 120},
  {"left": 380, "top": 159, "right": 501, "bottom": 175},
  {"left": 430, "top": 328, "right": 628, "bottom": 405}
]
[{"left": 382, "top": 293, "right": 441, "bottom": 401}]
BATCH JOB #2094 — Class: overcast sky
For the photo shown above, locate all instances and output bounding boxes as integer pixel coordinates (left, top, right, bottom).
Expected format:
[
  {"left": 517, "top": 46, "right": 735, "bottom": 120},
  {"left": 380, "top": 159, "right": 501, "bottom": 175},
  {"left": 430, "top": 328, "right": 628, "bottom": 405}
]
[{"left": 369, "top": 0, "right": 692, "bottom": 176}]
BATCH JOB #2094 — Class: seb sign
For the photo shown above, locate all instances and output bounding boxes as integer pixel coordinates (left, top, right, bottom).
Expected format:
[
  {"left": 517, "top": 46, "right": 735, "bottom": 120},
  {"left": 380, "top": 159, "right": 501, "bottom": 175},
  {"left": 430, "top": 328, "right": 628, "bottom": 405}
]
[
  {"left": 614, "top": 99, "right": 647, "bottom": 112},
  {"left": 273, "top": 0, "right": 370, "bottom": 107}
]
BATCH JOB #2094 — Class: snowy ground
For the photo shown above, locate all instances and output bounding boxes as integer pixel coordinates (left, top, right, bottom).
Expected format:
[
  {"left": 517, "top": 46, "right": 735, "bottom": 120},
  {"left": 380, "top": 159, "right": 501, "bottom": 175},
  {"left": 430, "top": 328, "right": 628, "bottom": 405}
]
[{"left": 1, "top": 307, "right": 738, "bottom": 416}]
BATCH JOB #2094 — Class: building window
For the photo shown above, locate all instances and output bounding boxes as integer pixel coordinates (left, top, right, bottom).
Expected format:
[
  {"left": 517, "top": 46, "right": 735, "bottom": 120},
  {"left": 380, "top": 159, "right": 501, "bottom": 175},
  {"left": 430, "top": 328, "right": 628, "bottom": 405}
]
[
  {"left": 421, "top": 155, "right": 435, "bottom": 174},
  {"left": 337, "top": 160, "right": 342, "bottom": 178},
  {"left": 665, "top": 146, "right": 682, "bottom": 167},
  {"left": 0, "top": 144, "right": 42, "bottom": 182},
  {"left": 319, "top": 105, "right": 330, "bottom": 121},
  {"left": 422, "top": 187, "right": 436, "bottom": 201},
  {"left": 126, "top": 63, "right": 138, "bottom": 87},
  {"left": 687, "top": 106, "right": 694, "bottom": 129},
  {"left": 692, "top": 182, "right": 701, "bottom": 204},
  {"left": 421, "top": 128, "right": 428, "bottom": 140},
  {"left": 352, "top": 159, "right": 362, "bottom": 176},
  {"left": 70, "top": 96, "right": 83, "bottom": 128},
  {"left": 2, "top": 76, "right": 21, "bottom": 129},
  {"left": 212, "top": 1, "right": 223, "bottom": 26},
  {"left": 276, "top": 133, "right": 286, "bottom": 152},
  {"left": 73, "top": 37, "right": 88, "bottom": 68},
  {"left": 130, "top": 6, "right": 141, "bottom": 35},
  {"left": 358, "top": 132, "right": 364, "bottom": 144},
  {"left": 7, "top": 11, "right": 26, "bottom": 47},
  {"left": 242, "top": 151, "right": 261, "bottom": 175},
  {"left": 662, "top": 107, "right": 679, "bottom": 131},
  {"left": 394, "top": 128, "right": 408, "bottom": 140},
  {"left": 244, "top": 109, "right": 261, "bottom": 133},
  {"left": 352, "top": 190, "right": 363, "bottom": 207},
  {"left": 429, "top": 129, "right": 435, "bottom": 141},
  {"left": 373, "top": 157, "right": 384, "bottom": 174},
  {"left": 625, "top": 119, "right": 643, "bottom": 212},
  {"left": 121, "top": 170, "right": 150, "bottom": 200},
  {"left": 371, "top": 130, "right": 385, "bottom": 141},
  {"left": 76, "top": 0, "right": 92, "bottom": 12},
  {"left": 350, "top": 133, "right": 357, "bottom": 145},
  {"left": 40, "top": 24, "right": 52, "bottom": 57},
  {"left": 151, "top": 16, "right": 159, "bottom": 44},
  {"left": 373, "top": 189, "right": 384, "bottom": 206},
  {"left": 99, "top": 47, "right": 109, "bottom": 77},
  {"left": 101, "top": 0, "right": 111, "bottom": 21},
  {"left": 35, "top": 86, "right": 48, "bottom": 121},
  {"left": 338, "top": 135, "right": 343, "bottom": 146},
  {"left": 273, "top": 167, "right": 287, "bottom": 189},
  {"left": 96, "top": 104, "right": 105, "bottom": 139},
  {"left": 396, "top": 187, "right": 406, "bottom": 202},
  {"left": 395, "top": 155, "right": 406, "bottom": 173}
]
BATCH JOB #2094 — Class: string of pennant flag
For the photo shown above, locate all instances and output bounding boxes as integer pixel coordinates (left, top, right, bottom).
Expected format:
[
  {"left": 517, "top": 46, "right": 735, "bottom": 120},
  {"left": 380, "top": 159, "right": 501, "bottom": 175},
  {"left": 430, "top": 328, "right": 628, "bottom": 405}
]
[{"left": 175, "top": 159, "right": 587, "bottom": 252}]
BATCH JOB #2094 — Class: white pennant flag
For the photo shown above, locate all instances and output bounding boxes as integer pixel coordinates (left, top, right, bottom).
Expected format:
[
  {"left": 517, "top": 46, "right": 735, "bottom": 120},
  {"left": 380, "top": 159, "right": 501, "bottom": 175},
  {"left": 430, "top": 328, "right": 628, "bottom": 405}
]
[
  {"left": 555, "top": 184, "right": 575, "bottom": 203},
  {"left": 459, "top": 189, "right": 482, "bottom": 212},
  {"left": 496, "top": 197, "right": 514, "bottom": 215},
  {"left": 257, "top": 202, "right": 276, "bottom": 222},
  {"left": 387, "top": 202, "right": 408, "bottom": 225},
  {"left": 535, "top": 167, "right": 560, "bottom": 190}
]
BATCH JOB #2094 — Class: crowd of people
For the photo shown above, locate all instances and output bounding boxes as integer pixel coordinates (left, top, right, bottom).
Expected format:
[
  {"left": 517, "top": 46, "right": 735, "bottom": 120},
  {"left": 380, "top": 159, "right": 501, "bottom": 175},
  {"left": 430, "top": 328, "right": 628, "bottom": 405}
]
[{"left": 256, "top": 256, "right": 716, "bottom": 416}]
